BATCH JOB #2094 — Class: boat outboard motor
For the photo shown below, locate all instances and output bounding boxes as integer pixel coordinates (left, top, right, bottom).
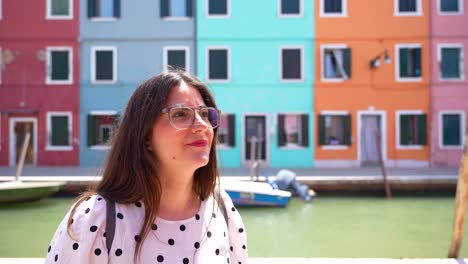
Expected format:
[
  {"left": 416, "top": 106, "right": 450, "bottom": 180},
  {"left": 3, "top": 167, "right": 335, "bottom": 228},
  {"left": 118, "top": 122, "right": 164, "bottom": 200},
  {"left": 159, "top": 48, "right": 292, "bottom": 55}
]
[{"left": 275, "top": 169, "right": 313, "bottom": 202}]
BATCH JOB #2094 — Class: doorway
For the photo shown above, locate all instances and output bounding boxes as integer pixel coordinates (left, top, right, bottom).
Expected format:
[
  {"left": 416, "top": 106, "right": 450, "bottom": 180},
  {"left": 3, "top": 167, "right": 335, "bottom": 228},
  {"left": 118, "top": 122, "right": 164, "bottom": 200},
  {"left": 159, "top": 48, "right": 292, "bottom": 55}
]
[
  {"left": 243, "top": 115, "right": 268, "bottom": 166},
  {"left": 9, "top": 118, "right": 37, "bottom": 166},
  {"left": 359, "top": 112, "right": 386, "bottom": 167}
]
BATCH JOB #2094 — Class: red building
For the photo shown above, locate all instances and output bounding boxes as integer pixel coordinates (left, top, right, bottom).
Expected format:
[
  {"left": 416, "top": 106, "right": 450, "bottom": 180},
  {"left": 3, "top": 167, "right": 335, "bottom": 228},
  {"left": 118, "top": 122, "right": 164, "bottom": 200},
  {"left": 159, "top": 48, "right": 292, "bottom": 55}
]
[{"left": 0, "top": 0, "right": 79, "bottom": 166}]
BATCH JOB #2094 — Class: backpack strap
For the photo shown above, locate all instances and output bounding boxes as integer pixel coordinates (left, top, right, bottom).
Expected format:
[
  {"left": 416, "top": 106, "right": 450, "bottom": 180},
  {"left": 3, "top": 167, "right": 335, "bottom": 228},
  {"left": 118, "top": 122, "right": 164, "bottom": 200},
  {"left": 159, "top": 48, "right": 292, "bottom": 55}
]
[
  {"left": 103, "top": 195, "right": 116, "bottom": 254},
  {"left": 216, "top": 190, "right": 229, "bottom": 227}
]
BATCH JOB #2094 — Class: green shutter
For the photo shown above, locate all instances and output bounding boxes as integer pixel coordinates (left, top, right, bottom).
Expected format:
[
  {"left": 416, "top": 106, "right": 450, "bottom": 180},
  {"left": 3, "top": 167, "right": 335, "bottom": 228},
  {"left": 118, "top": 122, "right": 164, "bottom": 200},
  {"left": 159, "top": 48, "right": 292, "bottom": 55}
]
[
  {"left": 400, "top": 115, "right": 410, "bottom": 145},
  {"left": 343, "top": 115, "right": 351, "bottom": 145},
  {"left": 301, "top": 114, "right": 309, "bottom": 147},
  {"left": 88, "top": 0, "right": 96, "bottom": 17},
  {"left": 413, "top": 48, "right": 422, "bottom": 77},
  {"left": 51, "top": 116, "right": 69, "bottom": 146},
  {"left": 96, "top": 51, "right": 113, "bottom": 81},
  {"left": 51, "top": 51, "right": 69, "bottom": 81},
  {"left": 87, "top": 115, "right": 96, "bottom": 146},
  {"left": 186, "top": 0, "right": 193, "bottom": 17},
  {"left": 417, "top": 114, "right": 427, "bottom": 145},
  {"left": 278, "top": 115, "right": 286, "bottom": 147},
  {"left": 113, "top": 0, "right": 120, "bottom": 18},
  {"left": 318, "top": 115, "right": 326, "bottom": 145},
  {"left": 161, "top": 0, "right": 169, "bottom": 17},
  {"left": 343, "top": 48, "right": 352, "bottom": 78},
  {"left": 400, "top": 48, "right": 408, "bottom": 78},
  {"left": 228, "top": 114, "right": 235, "bottom": 147}
]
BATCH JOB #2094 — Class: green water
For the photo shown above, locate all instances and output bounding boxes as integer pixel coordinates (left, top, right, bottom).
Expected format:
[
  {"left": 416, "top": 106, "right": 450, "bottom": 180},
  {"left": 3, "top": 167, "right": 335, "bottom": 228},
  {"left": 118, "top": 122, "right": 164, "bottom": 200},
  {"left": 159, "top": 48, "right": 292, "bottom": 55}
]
[{"left": 0, "top": 196, "right": 467, "bottom": 258}]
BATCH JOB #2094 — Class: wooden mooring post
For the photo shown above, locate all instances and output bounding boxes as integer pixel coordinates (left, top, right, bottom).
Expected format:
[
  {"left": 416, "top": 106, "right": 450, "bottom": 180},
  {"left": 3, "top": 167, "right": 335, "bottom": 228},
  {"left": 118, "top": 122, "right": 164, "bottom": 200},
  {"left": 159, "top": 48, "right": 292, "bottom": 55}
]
[
  {"left": 376, "top": 130, "right": 392, "bottom": 198},
  {"left": 448, "top": 125, "right": 468, "bottom": 258}
]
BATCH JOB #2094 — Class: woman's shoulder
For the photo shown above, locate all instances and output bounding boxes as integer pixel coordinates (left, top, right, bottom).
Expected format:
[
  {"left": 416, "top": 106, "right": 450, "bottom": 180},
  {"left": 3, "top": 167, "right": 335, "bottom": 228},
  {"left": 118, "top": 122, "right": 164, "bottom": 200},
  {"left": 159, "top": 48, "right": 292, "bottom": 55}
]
[{"left": 68, "top": 194, "right": 108, "bottom": 239}]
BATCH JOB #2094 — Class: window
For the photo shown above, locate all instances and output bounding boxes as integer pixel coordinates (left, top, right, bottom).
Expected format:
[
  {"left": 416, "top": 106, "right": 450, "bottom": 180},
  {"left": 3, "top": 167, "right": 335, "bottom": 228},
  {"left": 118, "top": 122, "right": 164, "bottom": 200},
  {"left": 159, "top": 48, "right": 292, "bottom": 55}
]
[
  {"left": 395, "top": 0, "right": 422, "bottom": 15},
  {"left": 438, "top": 0, "right": 463, "bottom": 14},
  {"left": 46, "top": 112, "right": 72, "bottom": 151},
  {"left": 318, "top": 113, "right": 351, "bottom": 147},
  {"left": 207, "top": 0, "right": 229, "bottom": 17},
  {"left": 321, "top": 45, "right": 351, "bottom": 81},
  {"left": 396, "top": 44, "right": 422, "bottom": 81},
  {"left": 280, "top": 47, "right": 303, "bottom": 81},
  {"left": 87, "top": 112, "right": 119, "bottom": 148},
  {"left": 438, "top": 44, "right": 464, "bottom": 80},
  {"left": 164, "top": 47, "right": 189, "bottom": 72},
  {"left": 218, "top": 114, "right": 235, "bottom": 147},
  {"left": 440, "top": 111, "right": 465, "bottom": 148},
  {"left": 396, "top": 111, "right": 427, "bottom": 148},
  {"left": 91, "top": 47, "right": 117, "bottom": 84},
  {"left": 161, "top": 0, "right": 192, "bottom": 19},
  {"left": 279, "top": 0, "right": 302, "bottom": 17},
  {"left": 207, "top": 47, "right": 230, "bottom": 82},
  {"left": 278, "top": 114, "right": 309, "bottom": 148},
  {"left": 321, "top": 0, "right": 347, "bottom": 17},
  {"left": 88, "top": 0, "right": 120, "bottom": 20},
  {"left": 47, "top": 0, "right": 72, "bottom": 19},
  {"left": 46, "top": 47, "right": 73, "bottom": 85}
]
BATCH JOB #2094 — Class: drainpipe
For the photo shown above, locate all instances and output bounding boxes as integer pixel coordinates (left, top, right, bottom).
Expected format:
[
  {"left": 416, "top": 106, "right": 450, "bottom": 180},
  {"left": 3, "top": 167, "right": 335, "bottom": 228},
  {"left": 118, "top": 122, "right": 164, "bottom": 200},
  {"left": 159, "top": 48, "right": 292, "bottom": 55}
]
[{"left": 428, "top": 0, "right": 434, "bottom": 168}]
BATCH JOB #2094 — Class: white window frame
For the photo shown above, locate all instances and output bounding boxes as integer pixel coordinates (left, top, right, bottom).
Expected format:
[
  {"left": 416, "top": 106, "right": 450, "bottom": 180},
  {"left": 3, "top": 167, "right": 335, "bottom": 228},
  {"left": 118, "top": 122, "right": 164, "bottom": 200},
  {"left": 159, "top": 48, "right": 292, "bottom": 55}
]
[
  {"left": 46, "top": 112, "right": 73, "bottom": 151},
  {"left": 395, "top": 43, "right": 423, "bottom": 82},
  {"left": 437, "top": 0, "right": 464, "bottom": 15},
  {"left": 163, "top": 46, "right": 190, "bottom": 72},
  {"left": 206, "top": 46, "right": 231, "bottom": 83},
  {"left": 46, "top": 46, "right": 73, "bottom": 85},
  {"left": 279, "top": 46, "right": 304, "bottom": 82},
  {"left": 320, "top": 0, "right": 348, "bottom": 18},
  {"left": 206, "top": 0, "right": 230, "bottom": 18},
  {"left": 0, "top": 0, "right": 2, "bottom": 20},
  {"left": 396, "top": 110, "right": 425, "bottom": 150},
  {"left": 162, "top": 0, "right": 192, "bottom": 21},
  {"left": 278, "top": 0, "right": 304, "bottom": 18},
  {"left": 278, "top": 112, "right": 307, "bottom": 150},
  {"left": 89, "top": 110, "right": 118, "bottom": 150},
  {"left": 89, "top": 0, "right": 118, "bottom": 22},
  {"left": 394, "top": 0, "right": 422, "bottom": 16},
  {"left": 437, "top": 43, "right": 464, "bottom": 81},
  {"left": 319, "top": 110, "right": 350, "bottom": 150},
  {"left": 46, "top": 0, "right": 73, "bottom": 20},
  {"left": 91, "top": 46, "right": 117, "bottom": 84},
  {"left": 320, "top": 44, "right": 348, "bottom": 82},
  {"left": 439, "top": 110, "right": 466, "bottom": 149}
]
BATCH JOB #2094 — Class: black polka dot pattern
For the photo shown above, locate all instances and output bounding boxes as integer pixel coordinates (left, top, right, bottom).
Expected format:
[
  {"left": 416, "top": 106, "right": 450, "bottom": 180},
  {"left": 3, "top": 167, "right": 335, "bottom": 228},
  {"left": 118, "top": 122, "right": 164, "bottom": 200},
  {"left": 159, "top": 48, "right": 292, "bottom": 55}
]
[
  {"left": 94, "top": 248, "right": 101, "bottom": 256},
  {"left": 180, "top": 225, "right": 186, "bottom": 231},
  {"left": 157, "top": 255, "right": 164, "bottom": 262},
  {"left": 134, "top": 235, "right": 141, "bottom": 242},
  {"left": 238, "top": 228, "right": 244, "bottom": 233},
  {"left": 48, "top": 246, "right": 51, "bottom": 253},
  {"left": 85, "top": 208, "right": 90, "bottom": 214},
  {"left": 231, "top": 207, "right": 236, "bottom": 212},
  {"left": 215, "top": 249, "right": 220, "bottom": 255},
  {"left": 194, "top": 242, "right": 200, "bottom": 249},
  {"left": 115, "top": 248, "right": 122, "bottom": 256},
  {"left": 207, "top": 231, "right": 212, "bottom": 237},
  {"left": 152, "top": 224, "right": 158, "bottom": 230},
  {"left": 117, "top": 213, "right": 124, "bottom": 219},
  {"left": 135, "top": 201, "right": 142, "bottom": 207},
  {"left": 54, "top": 254, "right": 58, "bottom": 262},
  {"left": 97, "top": 197, "right": 102, "bottom": 201},
  {"left": 183, "top": 258, "right": 189, "bottom": 264},
  {"left": 195, "top": 214, "right": 200, "bottom": 220},
  {"left": 72, "top": 243, "right": 79, "bottom": 250},
  {"left": 90, "top": 226, "right": 98, "bottom": 232},
  {"left": 168, "top": 238, "right": 175, "bottom": 245}
]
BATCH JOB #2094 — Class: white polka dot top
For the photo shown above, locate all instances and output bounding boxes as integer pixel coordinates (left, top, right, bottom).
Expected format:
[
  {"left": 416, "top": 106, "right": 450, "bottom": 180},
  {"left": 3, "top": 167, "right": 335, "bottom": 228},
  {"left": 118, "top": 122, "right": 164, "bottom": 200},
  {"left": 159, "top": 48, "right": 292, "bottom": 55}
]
[{"left": 45, "top": 189, "right": 248, "bottom": 264}]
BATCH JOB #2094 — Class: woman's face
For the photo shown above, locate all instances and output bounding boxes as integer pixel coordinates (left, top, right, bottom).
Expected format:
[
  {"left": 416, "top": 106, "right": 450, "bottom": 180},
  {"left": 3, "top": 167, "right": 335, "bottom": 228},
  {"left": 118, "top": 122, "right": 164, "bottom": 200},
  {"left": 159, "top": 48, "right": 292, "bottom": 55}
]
[{"left": 149, "top": 81, "right": 214, "bottom": 172}]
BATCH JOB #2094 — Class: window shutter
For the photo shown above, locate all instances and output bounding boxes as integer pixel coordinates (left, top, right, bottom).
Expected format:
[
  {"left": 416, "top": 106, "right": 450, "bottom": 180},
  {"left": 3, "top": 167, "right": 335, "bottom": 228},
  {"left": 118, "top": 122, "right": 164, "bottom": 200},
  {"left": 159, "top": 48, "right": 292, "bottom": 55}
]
[
  {"left": 301, "top": 114, "right": 309, "bottom": 147},
  {"left": 87, "top": 115, "right": 96, "bottom": 146},
  {"left": 278, "top": 115, "right": 286, "bottom": 147},
  {"left": 88, "top": 0, "right": 96, "bottom": 18},
  {"left": 52, "top": 51, "right": 69, "bottom": 81},
  {"left": 343, "top": 115, "right": 351, "bottom": 145},
  {"left": 161, "top": 0, "right": 169, "bottom": 17},
  {"left": 114, "top": 0, "right": 121, "bottom": 18},
  {"left": 399, "top": 48, "right": 408, "bottom": 78},
  {"left": 52, "top": 116, "right": 69, "bottom": 146},
  {"left": 413, "top": 48, "right": 422, "bottom": 77},
  {"left": 417, "top": 114, "right": 427, "bottom": 145},
  {"left": 343, "top": 48, "right": 352, "bottom": 78},
  {"left": 186, "top": 0, "right": 193, "bottom": 17},
  {"left": 400, "top": 115, "right": 410, "bottom": 145},
  {"left": 318, "top": 115, "right": 326, "bottom": 145},
  {"left": 227, "top": 114, "right": 235, "bottom": 147}
]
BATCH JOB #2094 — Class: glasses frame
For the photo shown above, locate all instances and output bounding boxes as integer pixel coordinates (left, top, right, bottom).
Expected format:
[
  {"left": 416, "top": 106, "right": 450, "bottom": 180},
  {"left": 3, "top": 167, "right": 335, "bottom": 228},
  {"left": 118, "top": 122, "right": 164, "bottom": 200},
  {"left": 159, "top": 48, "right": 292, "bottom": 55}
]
[{"left": 161, "top": 106, "right": 221, "bottom": 130}]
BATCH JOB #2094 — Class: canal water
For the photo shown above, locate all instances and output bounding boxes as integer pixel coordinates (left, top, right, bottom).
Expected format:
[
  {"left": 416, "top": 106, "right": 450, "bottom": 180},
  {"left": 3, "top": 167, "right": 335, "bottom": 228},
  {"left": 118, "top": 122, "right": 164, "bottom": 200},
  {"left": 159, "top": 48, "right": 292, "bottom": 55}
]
[{"left": 0, "top": 195, "right": 467, "bottom": 258}]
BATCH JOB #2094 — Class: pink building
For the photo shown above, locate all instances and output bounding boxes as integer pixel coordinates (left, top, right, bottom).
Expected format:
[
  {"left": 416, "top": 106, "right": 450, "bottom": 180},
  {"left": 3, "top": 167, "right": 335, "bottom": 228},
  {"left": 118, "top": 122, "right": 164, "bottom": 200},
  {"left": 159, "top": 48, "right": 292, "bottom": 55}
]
[
  {"left": 430, "top": 0, "right": 468, "bottom": 167},
  {"left": 0, "top": 0, "right": 80, "bottom": 166}
]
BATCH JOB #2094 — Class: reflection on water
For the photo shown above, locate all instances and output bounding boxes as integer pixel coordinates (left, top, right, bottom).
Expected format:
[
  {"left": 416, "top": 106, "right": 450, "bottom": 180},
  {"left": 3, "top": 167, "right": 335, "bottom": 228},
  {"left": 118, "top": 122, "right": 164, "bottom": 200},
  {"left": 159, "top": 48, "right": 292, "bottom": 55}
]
[{"left": 239, "top": 196, "right": 467, "bottom": 258}]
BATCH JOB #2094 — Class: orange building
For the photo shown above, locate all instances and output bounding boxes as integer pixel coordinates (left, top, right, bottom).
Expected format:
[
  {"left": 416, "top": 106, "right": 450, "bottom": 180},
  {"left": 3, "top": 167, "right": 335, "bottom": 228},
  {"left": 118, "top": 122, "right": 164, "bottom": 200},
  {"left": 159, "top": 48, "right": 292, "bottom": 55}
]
[{"left": 314, "top": 0, "right": 430, "bottom": 167}]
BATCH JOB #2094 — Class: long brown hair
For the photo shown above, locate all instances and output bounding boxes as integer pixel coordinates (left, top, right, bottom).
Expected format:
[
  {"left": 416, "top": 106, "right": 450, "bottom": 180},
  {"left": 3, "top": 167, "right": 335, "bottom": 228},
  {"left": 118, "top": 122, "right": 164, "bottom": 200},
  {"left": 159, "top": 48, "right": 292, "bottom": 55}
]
[{"left": 67, "top": 70, "right": 219, "bottom": 262}]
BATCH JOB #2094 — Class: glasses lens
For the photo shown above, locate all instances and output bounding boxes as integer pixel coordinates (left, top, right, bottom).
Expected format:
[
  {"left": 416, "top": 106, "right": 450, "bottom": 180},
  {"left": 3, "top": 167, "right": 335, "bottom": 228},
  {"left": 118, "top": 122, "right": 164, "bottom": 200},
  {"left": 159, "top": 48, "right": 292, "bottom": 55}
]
[
  {"left": 202, "top": 107, "right": 219, "bottom": 128},
  {"left": 169, "top": 107, "right": 194, "bottom": 129}
]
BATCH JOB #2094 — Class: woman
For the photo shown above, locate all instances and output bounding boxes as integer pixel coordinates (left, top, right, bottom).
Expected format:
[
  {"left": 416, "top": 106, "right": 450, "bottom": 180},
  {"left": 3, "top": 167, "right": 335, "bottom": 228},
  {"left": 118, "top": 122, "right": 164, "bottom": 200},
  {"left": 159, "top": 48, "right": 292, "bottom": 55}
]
[{"left": 45, "top": 71, "right": 248, "bottom": 263}]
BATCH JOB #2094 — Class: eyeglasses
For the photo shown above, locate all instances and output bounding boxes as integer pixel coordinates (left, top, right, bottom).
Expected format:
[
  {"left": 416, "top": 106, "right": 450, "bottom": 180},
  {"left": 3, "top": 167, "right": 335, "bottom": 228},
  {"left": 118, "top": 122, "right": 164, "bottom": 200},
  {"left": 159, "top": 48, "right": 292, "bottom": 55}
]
[{"left": 161, "top": 106, "right": 220, "bottom": 130}]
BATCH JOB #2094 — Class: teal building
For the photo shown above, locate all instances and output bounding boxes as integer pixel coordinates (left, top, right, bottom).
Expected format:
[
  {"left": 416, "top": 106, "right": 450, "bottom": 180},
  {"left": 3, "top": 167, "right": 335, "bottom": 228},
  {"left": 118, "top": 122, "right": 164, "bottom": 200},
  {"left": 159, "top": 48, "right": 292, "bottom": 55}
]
[{"left": 197, "top": 0, "right": 315, "bottom": 168}]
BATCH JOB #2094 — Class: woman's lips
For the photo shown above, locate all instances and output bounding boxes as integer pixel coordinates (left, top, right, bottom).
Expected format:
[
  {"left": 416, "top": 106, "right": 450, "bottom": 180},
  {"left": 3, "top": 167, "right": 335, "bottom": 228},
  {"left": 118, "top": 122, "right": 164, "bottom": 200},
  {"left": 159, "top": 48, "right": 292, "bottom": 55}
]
[{"left": 187, "top": 140, "right": 208, "bottom": 147}]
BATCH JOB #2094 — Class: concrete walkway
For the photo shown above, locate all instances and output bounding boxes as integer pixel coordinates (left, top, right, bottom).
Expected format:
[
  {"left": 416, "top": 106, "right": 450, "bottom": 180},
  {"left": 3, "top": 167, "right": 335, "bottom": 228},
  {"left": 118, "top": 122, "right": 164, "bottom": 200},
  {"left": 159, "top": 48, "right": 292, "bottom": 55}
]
[{"left": 0, "top": 258, "right": 465, "bottom": 264}]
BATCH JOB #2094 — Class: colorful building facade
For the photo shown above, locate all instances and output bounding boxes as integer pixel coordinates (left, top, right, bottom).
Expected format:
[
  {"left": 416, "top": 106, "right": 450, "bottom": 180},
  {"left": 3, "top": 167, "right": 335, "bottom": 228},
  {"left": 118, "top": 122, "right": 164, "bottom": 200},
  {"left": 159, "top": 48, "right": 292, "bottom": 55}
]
[
  {"left": 314, "top": 0, "right": 430, "bottom": 167},
  {"left": 197, "top": 0, "right": 315, "bottom": 168},
  {"left": 0, "top": 0, "right": 80, "bottom": 166},
  {"left": 429, "top": 0, "right": 467, "bottom": 167},
  {"left": 79, "top": 0, "right": 195, "bottom": 165}
]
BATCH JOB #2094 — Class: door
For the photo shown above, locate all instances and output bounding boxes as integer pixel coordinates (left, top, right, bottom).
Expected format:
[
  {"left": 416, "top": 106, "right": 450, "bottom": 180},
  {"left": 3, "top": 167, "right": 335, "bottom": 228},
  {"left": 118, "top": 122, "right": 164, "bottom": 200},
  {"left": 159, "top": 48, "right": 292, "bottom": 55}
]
[
  {"left": 244, "top": 115, "right": 267, "bottom": 165},
  {"left": 360, "top": 115, "right": 381, "bottom": 166},
  {"left": 14, "top": 122, "right": 35, "bottom": 165}
]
